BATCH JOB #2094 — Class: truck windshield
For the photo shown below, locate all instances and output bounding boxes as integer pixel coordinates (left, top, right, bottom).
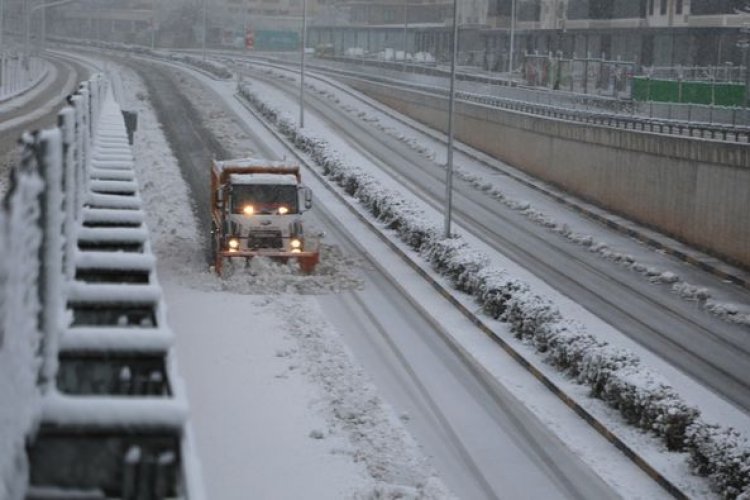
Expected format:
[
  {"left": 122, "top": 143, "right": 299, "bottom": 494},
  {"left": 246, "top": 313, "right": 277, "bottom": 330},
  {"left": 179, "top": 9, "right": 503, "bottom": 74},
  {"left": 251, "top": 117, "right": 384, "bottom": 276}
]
[{"left": 232, "top": 184, "right": 298, "bottom": 214}]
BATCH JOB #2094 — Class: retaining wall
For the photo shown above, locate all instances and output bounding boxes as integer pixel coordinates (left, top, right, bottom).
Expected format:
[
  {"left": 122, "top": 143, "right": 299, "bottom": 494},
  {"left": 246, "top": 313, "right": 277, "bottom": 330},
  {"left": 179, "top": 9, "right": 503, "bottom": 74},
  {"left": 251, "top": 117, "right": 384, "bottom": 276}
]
[{"left": 339, "top": 77, "right": 750, "bottom": 269}]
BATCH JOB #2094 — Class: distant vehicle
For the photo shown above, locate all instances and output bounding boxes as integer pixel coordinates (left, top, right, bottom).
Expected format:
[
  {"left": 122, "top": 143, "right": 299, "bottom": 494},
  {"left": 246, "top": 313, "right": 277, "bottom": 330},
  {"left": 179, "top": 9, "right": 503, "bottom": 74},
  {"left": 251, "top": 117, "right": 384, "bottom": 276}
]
[
  {"left": 315, "top": 43, "right": 335, "bottom": 58},
  {"left": 210, "top": 158, "right": 319, "bottom": 275}
]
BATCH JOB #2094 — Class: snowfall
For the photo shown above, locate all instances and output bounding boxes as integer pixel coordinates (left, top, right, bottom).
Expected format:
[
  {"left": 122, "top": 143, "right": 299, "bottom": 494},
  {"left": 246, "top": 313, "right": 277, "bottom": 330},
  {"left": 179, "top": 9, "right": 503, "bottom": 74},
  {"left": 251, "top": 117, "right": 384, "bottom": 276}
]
[{"left": 4, "top": 46, "right": 750, "bottom": 499}]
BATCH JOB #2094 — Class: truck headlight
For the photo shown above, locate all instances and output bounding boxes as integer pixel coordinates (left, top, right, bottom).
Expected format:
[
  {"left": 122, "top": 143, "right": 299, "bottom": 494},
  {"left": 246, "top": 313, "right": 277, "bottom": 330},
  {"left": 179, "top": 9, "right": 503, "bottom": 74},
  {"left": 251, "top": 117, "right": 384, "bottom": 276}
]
[
  {"left": 228, "top": 238, "right": 240, "bottom": 250},
  {"left": 243, "top": 205, "right": 254, "bottom": 215},
  {"left": 278, "top": 206, "right": 289, "bottom": 215},
  {"left": 290, "top": 238, "right": 302, "bottom": 249}
]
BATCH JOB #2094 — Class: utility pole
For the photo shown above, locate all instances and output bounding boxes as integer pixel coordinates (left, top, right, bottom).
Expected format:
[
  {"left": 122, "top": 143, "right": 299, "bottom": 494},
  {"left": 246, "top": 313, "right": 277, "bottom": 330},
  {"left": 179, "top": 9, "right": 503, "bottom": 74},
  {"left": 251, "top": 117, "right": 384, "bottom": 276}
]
[{"left": 444, "top": 0, "right": 459, "bottom": 238}]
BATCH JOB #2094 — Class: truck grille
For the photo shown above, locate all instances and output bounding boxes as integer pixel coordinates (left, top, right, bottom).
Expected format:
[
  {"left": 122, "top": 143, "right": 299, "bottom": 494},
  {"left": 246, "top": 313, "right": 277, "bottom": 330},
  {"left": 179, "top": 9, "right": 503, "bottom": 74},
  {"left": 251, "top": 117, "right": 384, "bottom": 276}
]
[{"left": 248, "top": 230, "right": 283, "bottom": 249}]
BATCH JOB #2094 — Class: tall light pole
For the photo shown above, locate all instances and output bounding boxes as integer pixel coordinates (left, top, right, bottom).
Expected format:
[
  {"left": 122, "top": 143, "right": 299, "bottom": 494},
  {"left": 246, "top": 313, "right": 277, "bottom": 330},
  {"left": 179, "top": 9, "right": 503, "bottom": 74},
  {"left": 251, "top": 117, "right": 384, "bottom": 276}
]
[
  {"left": 508, "top": 0, "right": 516, "bottom": 79},
  {"left": 29, "top": 0, "right": 75, "bottom": 54},
  {"left": 444, "top": 0, "right": 459, "bottom": 238},
  {"left": 150, "top": 0, "right": 156, "bottom": 49},
  {"left": 0, "top": 0, "right": 5, "bottom": 84},
  {"left": 299, "top": 0, "right": 307, "bottom": 128},
  {"left": 402, "top": 2, "right": 408, "bottom": 71},
  {"left": 202, "top": 0, "right": 207, "bottom": 60},
  {"left": 0, "top": 0, "right": 5, "bottom": 51}
]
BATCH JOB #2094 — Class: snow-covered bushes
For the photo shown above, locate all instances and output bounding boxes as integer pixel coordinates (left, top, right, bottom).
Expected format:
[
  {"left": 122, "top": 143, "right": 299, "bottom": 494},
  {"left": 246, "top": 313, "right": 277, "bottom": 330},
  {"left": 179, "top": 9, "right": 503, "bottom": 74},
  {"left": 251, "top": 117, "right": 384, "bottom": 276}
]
[
  {"left": 166, "top": 53, "right": 232, "bottom": 79},
  {"left": 238, "top": 83, "right": 750, "bottom": 497},
  {"left": 686, "top": 422, "right": 750, "bottom": 498}
]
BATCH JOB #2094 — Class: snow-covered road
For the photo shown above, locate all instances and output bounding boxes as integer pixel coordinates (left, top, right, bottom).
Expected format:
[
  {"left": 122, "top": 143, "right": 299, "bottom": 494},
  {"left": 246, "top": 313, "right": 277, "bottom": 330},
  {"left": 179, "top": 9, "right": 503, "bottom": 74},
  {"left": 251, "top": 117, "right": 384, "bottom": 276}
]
[{"left": 128, "top": 54, "right": 646, "bottom": 498}]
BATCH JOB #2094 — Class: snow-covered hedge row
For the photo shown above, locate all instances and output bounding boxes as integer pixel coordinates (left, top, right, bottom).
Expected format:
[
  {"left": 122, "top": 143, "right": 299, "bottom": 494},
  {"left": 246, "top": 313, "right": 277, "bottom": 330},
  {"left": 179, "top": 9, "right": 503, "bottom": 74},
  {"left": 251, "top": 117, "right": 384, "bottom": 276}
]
[
  {"left": 238, "top": 83, "right": 750, "bottom": 498},
  {"left": 164, "top": 52, "right": 233, "bottom": 79}
]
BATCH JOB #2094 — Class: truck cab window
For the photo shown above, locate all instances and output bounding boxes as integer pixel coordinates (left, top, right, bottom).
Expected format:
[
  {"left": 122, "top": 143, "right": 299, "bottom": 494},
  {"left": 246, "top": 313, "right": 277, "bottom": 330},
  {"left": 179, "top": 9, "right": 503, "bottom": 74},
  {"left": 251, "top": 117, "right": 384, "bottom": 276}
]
[{"left": 232, "top": 185, "right": 299, "bottom": 214}]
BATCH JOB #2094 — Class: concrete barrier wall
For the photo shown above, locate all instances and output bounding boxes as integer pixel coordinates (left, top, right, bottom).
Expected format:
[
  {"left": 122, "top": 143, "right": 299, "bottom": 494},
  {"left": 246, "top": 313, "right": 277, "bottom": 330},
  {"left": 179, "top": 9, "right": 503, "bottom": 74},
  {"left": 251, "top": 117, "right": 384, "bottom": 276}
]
[{"left": 339, "top": 77, "right": 750, "bottom": 269}]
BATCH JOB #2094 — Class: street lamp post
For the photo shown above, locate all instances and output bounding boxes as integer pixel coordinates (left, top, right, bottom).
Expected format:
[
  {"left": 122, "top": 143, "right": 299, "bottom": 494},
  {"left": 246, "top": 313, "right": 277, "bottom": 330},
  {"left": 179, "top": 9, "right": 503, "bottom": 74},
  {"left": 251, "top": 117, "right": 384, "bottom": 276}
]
[
  {"left": 299, "top": 0, "right": 307, "bottom": 128},
  {"left": 444, "top": 0, "right": 459, "bottom": 238},
  {"left": 508, "top": 0, "right": 516, "bottom": 79},
  {"left": 740, "top": 25, "right": 750, "bottom": 107},
  {"left": 27, "top": 0, "right": 76, "bottom": 55},
  {"left": 202, "top": 0, "right": 207, "bottom": 60},
  {"left": 0, "top": 0, "right": 5, "bottom": 84},
  {"left": 402, "top": 2, "right": 408, "bottom": 71},
  {"left": 151, "top": 0, "right": 156, "bottom": 50}
]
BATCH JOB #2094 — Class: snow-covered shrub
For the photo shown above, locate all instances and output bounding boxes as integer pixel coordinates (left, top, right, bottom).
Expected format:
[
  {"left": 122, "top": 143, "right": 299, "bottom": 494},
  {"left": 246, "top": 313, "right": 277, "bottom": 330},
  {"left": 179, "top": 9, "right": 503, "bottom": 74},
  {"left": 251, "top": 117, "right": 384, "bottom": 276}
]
[
  {"left": 686, "top": 422, "right": 750, "bottom": 498},
  {"left": 577, "top": 344, "right": 639, "bottom": 395},
  {"left": 423, "top": 237, "right": 488, "bottom": 293},
  {"left": 502, "top": 291, "right": 561, "bottom": 341},
  {"left": 602, "top": 366, "right": 698, "bottom": 451},
  {"left": 475, "top": 275, "right": 528, "bottom": 320},
  {"left": 542, "top": 326, "right": 602, "bottom": 374}
]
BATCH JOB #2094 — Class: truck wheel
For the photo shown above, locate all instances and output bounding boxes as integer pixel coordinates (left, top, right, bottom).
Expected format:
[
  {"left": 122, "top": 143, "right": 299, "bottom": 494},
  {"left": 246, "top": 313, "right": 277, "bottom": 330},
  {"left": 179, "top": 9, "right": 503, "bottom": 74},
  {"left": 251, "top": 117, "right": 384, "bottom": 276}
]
[{"left": 211, "top": 224, "right": 223, "bottom": 276}]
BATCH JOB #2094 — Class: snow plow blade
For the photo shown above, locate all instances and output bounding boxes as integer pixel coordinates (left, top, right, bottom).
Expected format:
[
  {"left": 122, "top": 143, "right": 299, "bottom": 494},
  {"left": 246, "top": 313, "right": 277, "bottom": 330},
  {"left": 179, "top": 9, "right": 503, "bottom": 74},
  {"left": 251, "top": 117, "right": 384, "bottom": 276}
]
[{"left": 214, "top": 249, "right": 320, "bottom": 276}]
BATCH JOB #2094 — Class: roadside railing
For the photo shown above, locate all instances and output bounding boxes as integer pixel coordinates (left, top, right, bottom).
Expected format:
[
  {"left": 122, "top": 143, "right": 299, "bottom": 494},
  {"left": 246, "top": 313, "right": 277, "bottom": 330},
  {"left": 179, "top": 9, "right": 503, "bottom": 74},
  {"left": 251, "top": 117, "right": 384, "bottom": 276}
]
[
  {"left": 0, "top": 54, "right": 48, "bottom": 102},
  {"left": 0, "top": 74, "right": 196, "bottom": 499},
  {"left": 296, "top": 62, "right": 750, "bottom": 143}
]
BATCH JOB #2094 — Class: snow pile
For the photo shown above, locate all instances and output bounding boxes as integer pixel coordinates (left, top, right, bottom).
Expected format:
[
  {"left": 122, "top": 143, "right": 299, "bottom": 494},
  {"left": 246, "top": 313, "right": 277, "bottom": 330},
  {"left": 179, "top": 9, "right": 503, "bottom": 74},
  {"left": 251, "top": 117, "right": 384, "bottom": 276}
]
[
  {"left": 0, "top": 154, "right": 45, "bottom": 499},
  {"left": 239, "top": 83, "right": 750, "bottom": 498},
  {"left": 345, "top": 47, "right": 365, "bottom": 58},
  {"left": 412, "top": 52, "right": 436, "bottom": 64},
  {"left": 276, "top": 298, "right": 455, "bottom": 498}
]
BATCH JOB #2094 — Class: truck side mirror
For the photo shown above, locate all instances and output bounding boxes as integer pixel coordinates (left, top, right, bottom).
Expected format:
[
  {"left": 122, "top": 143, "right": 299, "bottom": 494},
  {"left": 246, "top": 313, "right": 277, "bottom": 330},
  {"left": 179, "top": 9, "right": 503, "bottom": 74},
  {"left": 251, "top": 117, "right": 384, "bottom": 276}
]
[
  {"left": 215, "top": 188, "right": 224, "bottom": 210},
  {"left": 299, "top": 186, "right": 313, "bottom": 211}
]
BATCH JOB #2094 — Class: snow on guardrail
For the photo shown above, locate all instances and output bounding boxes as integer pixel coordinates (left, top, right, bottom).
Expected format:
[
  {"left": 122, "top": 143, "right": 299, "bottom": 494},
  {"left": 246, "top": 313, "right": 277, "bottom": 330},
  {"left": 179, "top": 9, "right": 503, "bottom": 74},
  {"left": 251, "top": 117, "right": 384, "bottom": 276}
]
[{"left": 0, "top": 73, "right": 198, "bottom": 499}]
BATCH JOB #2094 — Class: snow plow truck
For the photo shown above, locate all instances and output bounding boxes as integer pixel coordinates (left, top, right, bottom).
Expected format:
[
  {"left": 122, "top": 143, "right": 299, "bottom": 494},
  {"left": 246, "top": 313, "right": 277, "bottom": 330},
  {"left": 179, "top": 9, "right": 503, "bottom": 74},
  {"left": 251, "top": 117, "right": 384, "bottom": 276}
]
[{"left": 210, "top": 158, "right": 319, "bottom": 276}]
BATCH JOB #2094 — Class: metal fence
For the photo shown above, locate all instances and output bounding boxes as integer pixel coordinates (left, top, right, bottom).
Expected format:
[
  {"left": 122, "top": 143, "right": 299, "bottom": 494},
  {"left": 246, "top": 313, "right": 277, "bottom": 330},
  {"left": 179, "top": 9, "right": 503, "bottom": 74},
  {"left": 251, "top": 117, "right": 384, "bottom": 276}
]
[
  {"left": 523, "top": 52, "right": 636, "bottom": 97},
  {"left": 0, "top": 54, "right": 47, "bottom": 101},
  {"left": 648, "top": 65, "right": 747, "bottom": 83}
]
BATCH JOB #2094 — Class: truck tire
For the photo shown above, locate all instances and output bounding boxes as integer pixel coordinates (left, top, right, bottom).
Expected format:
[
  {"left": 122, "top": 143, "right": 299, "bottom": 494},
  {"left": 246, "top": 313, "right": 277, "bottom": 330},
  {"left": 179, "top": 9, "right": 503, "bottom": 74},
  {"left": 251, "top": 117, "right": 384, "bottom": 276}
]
[{"left": 211, "top": 223, "right": 223, "bottom": 276}]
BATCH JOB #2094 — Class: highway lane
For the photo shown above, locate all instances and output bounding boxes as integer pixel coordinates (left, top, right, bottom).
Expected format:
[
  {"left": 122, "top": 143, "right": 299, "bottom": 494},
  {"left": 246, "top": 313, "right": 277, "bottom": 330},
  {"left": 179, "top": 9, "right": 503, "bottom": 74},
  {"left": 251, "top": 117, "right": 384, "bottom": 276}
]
[{"left": 0, "top": 55, "right": 89, "bottom": 157}]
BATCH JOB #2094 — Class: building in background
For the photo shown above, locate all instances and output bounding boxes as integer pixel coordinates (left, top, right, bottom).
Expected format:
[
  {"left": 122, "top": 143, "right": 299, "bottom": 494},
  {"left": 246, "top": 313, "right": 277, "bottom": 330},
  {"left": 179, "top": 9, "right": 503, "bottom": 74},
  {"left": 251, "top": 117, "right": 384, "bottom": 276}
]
[{"left": 307, "top": 0, "right": 750, "bottom": 72}]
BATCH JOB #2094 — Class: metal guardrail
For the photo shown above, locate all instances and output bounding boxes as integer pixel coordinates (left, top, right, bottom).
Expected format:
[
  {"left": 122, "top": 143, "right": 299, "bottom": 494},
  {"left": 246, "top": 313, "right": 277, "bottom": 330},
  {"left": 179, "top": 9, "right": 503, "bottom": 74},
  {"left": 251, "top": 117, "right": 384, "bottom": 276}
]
[
  {"left": 0, "top": 74, "right": 195, "bottom": 499},
  {"left": 0, "top": 55, "right": 47, "bottom": 102},
  {"left": 296, "top": 60, "right": 750, "bottom": 144}
]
